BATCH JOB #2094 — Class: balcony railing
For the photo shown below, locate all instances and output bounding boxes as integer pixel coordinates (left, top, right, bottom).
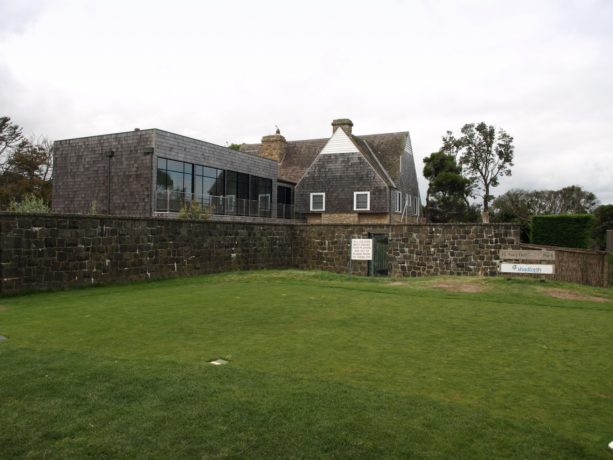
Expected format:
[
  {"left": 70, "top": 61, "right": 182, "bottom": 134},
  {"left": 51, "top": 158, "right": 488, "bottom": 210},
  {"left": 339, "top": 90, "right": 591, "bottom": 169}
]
[{"left": 156, "top": 191, "right": 296, "bottom": 219}]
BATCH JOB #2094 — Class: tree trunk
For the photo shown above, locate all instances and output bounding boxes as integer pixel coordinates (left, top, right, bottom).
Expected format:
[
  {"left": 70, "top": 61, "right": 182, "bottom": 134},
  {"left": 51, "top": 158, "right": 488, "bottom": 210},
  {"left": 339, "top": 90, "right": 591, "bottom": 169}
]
[{"left": 482, "top": 183, "right": 490, "bottom": 223}]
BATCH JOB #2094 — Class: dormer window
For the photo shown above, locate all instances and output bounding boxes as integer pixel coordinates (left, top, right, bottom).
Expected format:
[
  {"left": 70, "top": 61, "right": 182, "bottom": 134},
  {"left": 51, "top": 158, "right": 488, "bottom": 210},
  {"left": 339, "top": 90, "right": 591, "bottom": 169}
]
[{"left": 354, "top": 191, "right": 370, "bottom": 211}]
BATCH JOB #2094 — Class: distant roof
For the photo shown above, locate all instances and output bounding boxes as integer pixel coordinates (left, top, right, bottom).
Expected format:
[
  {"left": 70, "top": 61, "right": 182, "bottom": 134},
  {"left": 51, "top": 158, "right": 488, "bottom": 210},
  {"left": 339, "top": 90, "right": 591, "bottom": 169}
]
[{"left": 240, "top": 131, "right": 409, "bottom": 185}]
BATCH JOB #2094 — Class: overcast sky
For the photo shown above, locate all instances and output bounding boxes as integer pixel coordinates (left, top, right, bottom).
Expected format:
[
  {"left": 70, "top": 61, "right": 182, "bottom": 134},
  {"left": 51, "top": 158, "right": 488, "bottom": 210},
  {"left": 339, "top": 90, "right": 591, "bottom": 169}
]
[{"left": 1, "top": 0, "right": 612, "bottom": 203}]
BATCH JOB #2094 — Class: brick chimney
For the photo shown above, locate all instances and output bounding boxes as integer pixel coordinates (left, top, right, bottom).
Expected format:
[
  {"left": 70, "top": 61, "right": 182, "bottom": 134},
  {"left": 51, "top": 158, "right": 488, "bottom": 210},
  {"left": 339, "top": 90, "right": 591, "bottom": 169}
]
[
  {"left": 260, "top": 127, "right": 286, "bottom": 163},
  {"left": 332, "top": 118, "right": 353, "bottom": 135}
]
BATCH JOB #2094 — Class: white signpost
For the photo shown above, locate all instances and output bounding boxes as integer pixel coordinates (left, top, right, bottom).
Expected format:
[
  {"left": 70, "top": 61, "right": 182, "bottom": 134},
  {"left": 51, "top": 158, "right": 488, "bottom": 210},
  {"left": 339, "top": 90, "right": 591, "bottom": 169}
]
[
  {"left": 500, "top": 263, "right": 554, "bottom": 275},
  {"left": 351, "top": 239, "right": 373, "bottom": 261},
  {"left": 348, "top": 239, "right": 372, "bottom": 278},
  {"left": 499, "top": 249, "right": 555, "bottom": 276}
]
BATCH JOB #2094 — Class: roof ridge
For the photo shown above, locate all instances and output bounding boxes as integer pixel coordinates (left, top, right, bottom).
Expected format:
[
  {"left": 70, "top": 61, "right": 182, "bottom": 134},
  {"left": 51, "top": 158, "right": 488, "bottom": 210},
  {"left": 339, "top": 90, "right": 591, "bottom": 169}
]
[{"left": 243, "top": 131, "right": 409, "bottom": 147}]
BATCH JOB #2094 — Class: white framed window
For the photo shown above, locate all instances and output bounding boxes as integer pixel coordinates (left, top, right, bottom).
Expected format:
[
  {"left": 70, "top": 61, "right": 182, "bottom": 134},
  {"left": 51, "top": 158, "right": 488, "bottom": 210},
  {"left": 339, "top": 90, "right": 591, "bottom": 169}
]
[
  {"left": 406, "top": 194, "right": 411, "bottom": 214},
  {"left": 354, "top": 191, "right": 370, "bottom": 211},
  {"left": 394, "top": 190, "right": 402, "bottom": 213},
  {"left": 310, "top": 193, "right": 325, "bottom": 211}
]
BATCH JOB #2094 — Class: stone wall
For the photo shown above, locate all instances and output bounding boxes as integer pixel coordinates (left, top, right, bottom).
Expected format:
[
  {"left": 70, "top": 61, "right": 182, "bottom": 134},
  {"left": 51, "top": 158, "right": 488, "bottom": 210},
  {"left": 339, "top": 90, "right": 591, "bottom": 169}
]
[
  {"left": 294, "top": 223, "right": 519, "bottom": 276},
  {"left": 1, "top": 213, "right": 522, "bottom": 294},
  {"left": 0, "top": 213, "right": 293, "bottom": 294}
]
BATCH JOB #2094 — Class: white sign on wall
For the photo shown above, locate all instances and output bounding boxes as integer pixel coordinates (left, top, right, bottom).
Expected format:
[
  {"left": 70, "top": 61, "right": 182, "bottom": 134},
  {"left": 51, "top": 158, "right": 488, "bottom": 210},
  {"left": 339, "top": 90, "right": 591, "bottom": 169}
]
[
  {"left": 500, "top": 263, "right": 554, "bottom": 275},
  {"left": 351, "top": 239, "right": 373, "bottom": 260}
]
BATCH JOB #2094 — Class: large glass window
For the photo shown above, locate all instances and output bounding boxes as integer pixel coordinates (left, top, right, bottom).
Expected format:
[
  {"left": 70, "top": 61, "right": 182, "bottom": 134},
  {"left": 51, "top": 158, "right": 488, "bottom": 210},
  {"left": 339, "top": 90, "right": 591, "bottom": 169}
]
[
  {"left": 251, "top": 176, "right": 272, "bottom": 216},
  {"left": 156, "top": 157, "right": 193, "bottom": 212},
  {"left": 156, "top": 157, "right": 273, "bottom": 217}
]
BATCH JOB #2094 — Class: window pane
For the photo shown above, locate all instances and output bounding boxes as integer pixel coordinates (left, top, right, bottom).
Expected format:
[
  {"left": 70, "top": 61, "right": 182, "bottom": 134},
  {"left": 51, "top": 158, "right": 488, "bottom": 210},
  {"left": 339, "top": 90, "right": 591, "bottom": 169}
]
[
  {"left": 204, "top": 166, "right": 217, "bottom": 178},
  {"left": 237, "top": 173, "right": 249, "bottom": 199},
  {"left": 312, "top": 194, "right": 323, "bottom": 210},
  {"left": 168, "top": 171, "right": 183, "bottom": 191},
  {"left": 194, "top": 175, "right": 203, "bottom": 198},
  {"left": 184, "top": 162, "right": 193, "bottom": 174},
  {"left": 356, "top": 193, "right": 368, "bottom": 210},
  {"left": 167, "top": 159, "right": 183, "bottom": 172},
  {"left": 203, "top": 177, "right": 217, "bottom": 196},
  {"left": 157, "top": 158, "right": 167, "bottom": 170},
  {"left": 226, "top": 172, "right": 237, "bottom": 198},
  {"left": 184, "top": 174, "right": 193, "bottom": 195},
  {"left": 194, "top": 164, "right": 204, "bottom": 176},
  {"left": 157, "top": 169, "right": 168, "bottom": 191},
  {"left": 216, "top": 170, "right": 225, "bottom": 196}
]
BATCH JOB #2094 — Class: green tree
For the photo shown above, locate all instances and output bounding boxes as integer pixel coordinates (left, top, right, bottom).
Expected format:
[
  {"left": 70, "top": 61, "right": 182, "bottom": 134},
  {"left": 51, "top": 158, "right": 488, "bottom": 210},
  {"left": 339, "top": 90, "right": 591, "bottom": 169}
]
[
  {"left": 228, "top": 143, "right": 242, "bottom": 151},
  {"left": 422, "top": 150, "right": 474, "bottom": 222},
  {"left": 0, "top": 116, "right": 27, "bottom": 172},
  {"left": 454, "top": 122, "right": 514, "bottom": 222},
  {"left": 490, "top": 189, "right": 533, "bottom": 241},
  {"left": 0, "top": 116, "right": 54, "bottom": 209},
  {"left": 491, "top": 186, "right": 600, "bottom": 243}
]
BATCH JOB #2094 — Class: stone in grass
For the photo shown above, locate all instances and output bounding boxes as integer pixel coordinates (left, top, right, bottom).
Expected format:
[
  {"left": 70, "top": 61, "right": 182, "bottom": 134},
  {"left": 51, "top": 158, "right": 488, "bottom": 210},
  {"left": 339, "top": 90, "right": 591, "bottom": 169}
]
[
  {"left": 0, "top": 335, "right": 7, "bottom": 341},
  {"left": 209, "top": 358, "right": 228, "bottom": 366}
]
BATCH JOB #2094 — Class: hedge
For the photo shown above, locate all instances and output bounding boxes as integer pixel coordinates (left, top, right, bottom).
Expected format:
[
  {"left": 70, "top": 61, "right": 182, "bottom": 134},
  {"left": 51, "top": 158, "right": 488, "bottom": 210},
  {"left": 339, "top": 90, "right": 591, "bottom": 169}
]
[{"left": 531, "top": 214, "right": 595, "bottom": 248}]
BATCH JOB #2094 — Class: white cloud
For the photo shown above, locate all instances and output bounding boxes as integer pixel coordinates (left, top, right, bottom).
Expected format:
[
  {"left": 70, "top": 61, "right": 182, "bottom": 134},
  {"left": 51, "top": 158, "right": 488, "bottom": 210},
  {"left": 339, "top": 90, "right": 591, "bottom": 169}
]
[{"left": 1, "top": 0, "right": 612, "bottom": 202}]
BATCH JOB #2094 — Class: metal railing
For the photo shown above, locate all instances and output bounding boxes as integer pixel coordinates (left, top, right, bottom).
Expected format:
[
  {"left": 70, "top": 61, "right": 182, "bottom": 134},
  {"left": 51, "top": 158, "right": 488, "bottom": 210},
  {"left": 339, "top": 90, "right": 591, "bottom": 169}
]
[{"left": 156, "top": 191, "right": 296, "bottom": 219}]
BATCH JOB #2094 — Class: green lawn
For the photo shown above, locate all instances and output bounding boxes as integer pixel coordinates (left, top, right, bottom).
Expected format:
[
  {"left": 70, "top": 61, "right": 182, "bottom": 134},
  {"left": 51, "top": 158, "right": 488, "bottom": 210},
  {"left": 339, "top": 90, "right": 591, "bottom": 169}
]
[{"left": 1, "top": 271, "right": 612, "bottom": 459}]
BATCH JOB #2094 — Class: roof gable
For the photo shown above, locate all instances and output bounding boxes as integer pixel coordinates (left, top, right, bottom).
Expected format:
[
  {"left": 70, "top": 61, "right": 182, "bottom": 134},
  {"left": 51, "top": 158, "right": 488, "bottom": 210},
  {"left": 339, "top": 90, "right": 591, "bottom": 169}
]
[
  {"left": 240, "top": 130, "right": 411, "bottom": 186},
  {"left": 320, "top": 128, "right": 360, "bottom": 155}
]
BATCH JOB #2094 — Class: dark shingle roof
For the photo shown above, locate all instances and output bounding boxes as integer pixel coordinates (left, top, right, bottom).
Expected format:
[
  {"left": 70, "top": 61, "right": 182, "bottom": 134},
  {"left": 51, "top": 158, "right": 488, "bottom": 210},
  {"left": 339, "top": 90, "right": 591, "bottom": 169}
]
[
  {"left": 240, "top": 131, "right": 409, "bottom": 185},
  {"left": 358, "top": 132, "right": 409, "bottom": 183}
]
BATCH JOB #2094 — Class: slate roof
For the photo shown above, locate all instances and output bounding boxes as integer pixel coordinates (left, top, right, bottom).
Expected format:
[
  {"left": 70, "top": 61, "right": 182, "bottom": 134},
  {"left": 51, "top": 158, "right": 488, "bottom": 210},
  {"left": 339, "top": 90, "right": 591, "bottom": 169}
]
[{"left": 240, "top": 131, "right": 410, "bottom": 186}]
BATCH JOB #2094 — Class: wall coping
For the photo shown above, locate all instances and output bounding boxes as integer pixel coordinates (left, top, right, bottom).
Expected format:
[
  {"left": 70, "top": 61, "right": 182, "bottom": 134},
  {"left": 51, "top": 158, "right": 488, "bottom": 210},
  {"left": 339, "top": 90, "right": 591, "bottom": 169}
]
[
  {"left": 0, "top": 212, "right": 520, "bottom": 229},
  {"left": 521, "top": 243, "right": 608, "bottom": 256}
]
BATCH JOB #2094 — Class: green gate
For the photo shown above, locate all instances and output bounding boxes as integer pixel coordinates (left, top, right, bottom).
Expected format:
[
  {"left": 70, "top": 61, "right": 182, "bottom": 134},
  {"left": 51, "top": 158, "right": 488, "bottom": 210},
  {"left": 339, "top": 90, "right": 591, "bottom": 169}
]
[{"left": 368, "top": 234, "right": 389, "bottom": 276}]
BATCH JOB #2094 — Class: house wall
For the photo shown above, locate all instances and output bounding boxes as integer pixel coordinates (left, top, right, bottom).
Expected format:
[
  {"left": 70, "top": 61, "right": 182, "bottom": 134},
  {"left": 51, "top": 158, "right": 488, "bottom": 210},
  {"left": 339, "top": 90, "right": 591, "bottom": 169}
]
[
  {"left": 295, "top": 152, "right": 389, "bottom": 216},
  {"left": 52, "top": 130, "right": 280, "bottom": 218},
  {"left": 394, "top": 133, "right": 422, "bottom": 217},
  {"left": 0, "top": 213, "right": 523, "bottom": 294},
  {"left": 53, "top": 130, "right": 155, "bottom": 216}
]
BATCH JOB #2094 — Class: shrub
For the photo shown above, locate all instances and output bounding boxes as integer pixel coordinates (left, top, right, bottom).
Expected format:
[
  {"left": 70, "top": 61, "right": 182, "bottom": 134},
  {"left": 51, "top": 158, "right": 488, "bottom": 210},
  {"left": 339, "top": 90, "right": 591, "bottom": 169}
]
[
  {"left": 8, "top": 194, "right": 51, "bottom": 213},
  {"left": 177, "top": 201, "right": 210, "bottom": 220},
  {"left": 531, "top": 214, "right": 595, "bottom": 248}
]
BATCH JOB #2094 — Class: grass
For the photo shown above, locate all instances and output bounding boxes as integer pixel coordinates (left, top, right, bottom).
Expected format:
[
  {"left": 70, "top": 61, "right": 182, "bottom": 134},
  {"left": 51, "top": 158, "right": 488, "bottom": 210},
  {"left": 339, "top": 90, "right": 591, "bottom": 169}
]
[{"left": 1, "top": 270, "right": 612, "bottom": 459}]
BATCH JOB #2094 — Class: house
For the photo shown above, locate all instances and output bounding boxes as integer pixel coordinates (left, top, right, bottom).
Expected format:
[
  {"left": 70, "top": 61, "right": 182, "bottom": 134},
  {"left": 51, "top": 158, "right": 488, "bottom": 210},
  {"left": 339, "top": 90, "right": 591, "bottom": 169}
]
[
  {"left": 52, "top": 118, "right": 422, "bottom": 224},
  {"left": 52, "top": 129, "right": 281, "bottom": 220},
  {"left": 241, "top": 118, "right": 422, "bottom": 224}
]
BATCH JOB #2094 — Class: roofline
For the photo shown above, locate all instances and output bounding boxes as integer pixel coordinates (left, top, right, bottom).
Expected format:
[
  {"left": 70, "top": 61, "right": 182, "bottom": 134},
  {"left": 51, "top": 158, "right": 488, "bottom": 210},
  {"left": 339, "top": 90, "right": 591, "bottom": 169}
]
[
  {"left": 54, "top": 128, "right": 278, "bottom": 163},
  {"left": 54, "top": 128, "right": 157, "bottom": 143},
  {"left": 242, "top": 130, "right": 411, "bottom": 147}
]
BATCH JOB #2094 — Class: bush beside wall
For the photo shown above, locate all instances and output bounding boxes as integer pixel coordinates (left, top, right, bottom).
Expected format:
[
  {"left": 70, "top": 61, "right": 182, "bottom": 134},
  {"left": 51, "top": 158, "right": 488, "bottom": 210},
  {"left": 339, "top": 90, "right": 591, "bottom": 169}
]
[{"left": 531, "top": 214, "right": 595, "bottom": 249}]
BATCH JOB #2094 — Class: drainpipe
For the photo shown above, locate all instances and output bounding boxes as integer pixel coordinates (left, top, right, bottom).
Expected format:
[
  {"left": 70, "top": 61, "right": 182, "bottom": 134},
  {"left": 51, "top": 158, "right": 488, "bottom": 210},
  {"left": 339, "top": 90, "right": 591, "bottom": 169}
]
[{"left": 106, "top": 150, "right": 115, "bottom": 214}]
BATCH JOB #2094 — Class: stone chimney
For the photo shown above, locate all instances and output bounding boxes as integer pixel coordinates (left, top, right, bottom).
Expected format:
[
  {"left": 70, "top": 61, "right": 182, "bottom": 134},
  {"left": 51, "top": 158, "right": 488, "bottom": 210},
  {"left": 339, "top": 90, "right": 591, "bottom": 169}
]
[
  {"left": 332, "top": 118, "right": 353, "bottom": 135},
  {"left": 260, "top": 128, "right": 286, "bottom": 163}
]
